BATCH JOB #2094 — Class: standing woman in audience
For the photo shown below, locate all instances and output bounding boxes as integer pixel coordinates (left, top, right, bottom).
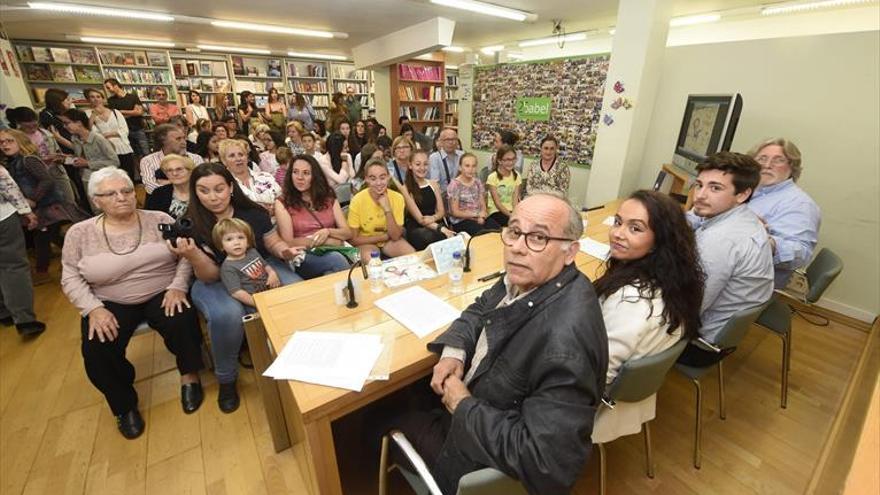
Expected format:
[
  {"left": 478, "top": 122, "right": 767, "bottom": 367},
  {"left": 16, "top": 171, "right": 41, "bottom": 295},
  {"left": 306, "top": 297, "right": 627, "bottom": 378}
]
[
  {"left": 348, "top": 158, "right": 415, "bottom": 261},
  {"left": 85, "top": 88, "right": 137, "bottom": 181},
  {"left": 326, "top": 93, "right": 347, "bottom": 133},
  {"left": 401, "top": 149, "right": 455, "bottom": 250},
  {"left": 219, "top": 139, "right": 280, "bottom": 211},
  {"left": 145, "top": 154, "right": 195, "bottom": 220},
  {"left": 322, "top": 132, "right": 355, "bottom": 188},
  {"left": 447, "top": 152, "right": 498, "bottom": 235},
  {"left": 168, "top": 162, "right": 302, "bottom": 412},
  {"left": 287, "top": 92, "right": 316, "bottom": 132},
  {"left": 387, "top": 135, "right": 413, "bottom": 186},
  {"left": 39, "top": 88, "right": 74, "bottom": 151},
  {"left": 591, "top": 190, "right": 704, "bottom": 444},
  {"left": 213, "top": 92, "right": 236, "bottom": 124},
  {"left": 485, "top": 144, "right": 522, "bottom": 227},
  {"left": 60, "top": 109, "right": 120, "bottom": 191},
  {"left": 6, "top": 107, "right": 74, "bottom": 202},
  {"left": 61, "top": 168, "right": 205, "bottom": 438},
  {"left": 263, "top": 88, "right": 286, "bottom": 134},
  {"left": 274, "top": 154, "right": 352, "bottom": 278},
  {"left": 525, "top": 135, "right": 570, "bottom": 197},
  {"left": 489, "top": 129, "right": 524, "bottom": 173},
  {"left": 237, "top": 91, "right": 258, "bottom": 137},
  {"left": 185, "top": 90, "right": 211, "bottom": 128},
  {"left": 0, "top": 128, "right": 86, "bottom": 284},
  {"left": 746, "top": 138, "right": 821, "bottom": 288},
  {"left": 149, "top": 87, "right": 180, "bottom": 126}
]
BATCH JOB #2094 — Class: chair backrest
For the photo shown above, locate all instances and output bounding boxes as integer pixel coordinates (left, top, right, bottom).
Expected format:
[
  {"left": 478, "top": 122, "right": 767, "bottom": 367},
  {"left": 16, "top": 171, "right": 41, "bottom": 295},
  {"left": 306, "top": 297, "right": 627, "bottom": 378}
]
[
  {"left": 479, "top": 166, "right": 491, "bottom": 184},
  {"left": 804, "top": 248, "right": 843, "bottom": 304},
  {"left": 335, "top": 183, "right": 352, "bottom": 206},
  {"left": 458, "top": 468, "right": 528, "bottom": 495},
  {"left": 713, "top": 301, "right": 771, "bottom": 350},
  {"left": 605, "top": 339, "right": 688, "bottom": 403}
]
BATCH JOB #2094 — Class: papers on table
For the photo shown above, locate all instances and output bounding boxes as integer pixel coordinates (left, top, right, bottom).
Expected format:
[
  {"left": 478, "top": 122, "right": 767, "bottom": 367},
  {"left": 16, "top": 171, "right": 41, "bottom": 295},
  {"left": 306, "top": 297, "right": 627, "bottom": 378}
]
[
  {"left": 375, "top": 286, "right": 461, "bottom": 338},
  {"left": 381, "top": 254, "right": 438, "bottom": 288},
  {"left": 579, "top": 238, "right": 611, "bottom": 261},
  {"left": 264, "top": 332, "right": 384, "bottom": 391},
  {"left": 602, "top": 216, "right": 616, "bottom": 227}
]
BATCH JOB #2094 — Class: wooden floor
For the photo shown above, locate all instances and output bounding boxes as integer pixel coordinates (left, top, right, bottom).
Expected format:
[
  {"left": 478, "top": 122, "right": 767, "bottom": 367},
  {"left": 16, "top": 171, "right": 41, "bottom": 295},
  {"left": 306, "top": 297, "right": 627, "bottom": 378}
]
[{"left": 0, "top": 257, "right": 870, "bottom": 495}]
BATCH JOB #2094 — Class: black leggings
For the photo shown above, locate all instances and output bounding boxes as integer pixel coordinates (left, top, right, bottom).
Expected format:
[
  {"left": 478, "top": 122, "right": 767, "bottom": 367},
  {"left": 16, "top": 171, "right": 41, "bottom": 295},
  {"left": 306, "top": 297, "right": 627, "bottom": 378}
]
[
  {"left": 406, "top": 225, "right": 446, "bottom": 251},
  {"left": 450, "top": 217, "right": 502, "bottom": 236},
  {"left": 80, "top": 291, "right": 204, "bottom": 416},
  {"left": 33, "top": 222, "right": 64, "bottom": 272},
  {"left": 487, "top": 212, "right": 509, "bottom": 227}
]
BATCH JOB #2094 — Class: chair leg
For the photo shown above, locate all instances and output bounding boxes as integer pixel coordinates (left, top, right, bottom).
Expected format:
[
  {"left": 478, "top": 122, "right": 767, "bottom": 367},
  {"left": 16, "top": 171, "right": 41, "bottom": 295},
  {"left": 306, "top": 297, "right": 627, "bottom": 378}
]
[
  {"left": 379, "top": 435, "right": 390, "bottom": 495},
  {"left": 717, "top": 361, "right": 726, "bottom": 420},
  {"left": 597, "top": 443, "right": 606, "bottom": 495},
  {"left": 780, "top": 331, "right": 791, "bottom": 409},
  {"left": 643, "top": 422, "right": 654, "bottom": 479},
  {"left": 691, "top": 378, "right": 702, "bottom": 469}
]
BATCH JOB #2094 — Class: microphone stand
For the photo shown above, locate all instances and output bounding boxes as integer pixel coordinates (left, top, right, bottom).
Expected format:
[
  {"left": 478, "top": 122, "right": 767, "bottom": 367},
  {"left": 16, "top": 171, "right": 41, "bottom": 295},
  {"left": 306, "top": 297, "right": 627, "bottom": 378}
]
[
  {"left": 463, "top": 229, "right": 501, "bottom": 273},
  {"left": 345, "top": 259, "right": 366, "bottom": 308}
]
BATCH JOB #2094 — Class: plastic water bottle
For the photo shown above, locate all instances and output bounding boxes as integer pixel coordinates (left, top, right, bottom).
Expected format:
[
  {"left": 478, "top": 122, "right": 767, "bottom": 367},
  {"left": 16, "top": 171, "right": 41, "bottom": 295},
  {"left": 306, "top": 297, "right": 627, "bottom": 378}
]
[
  {"left": 449, "top": 251, "right": 464, "bottom": 294},
  {"left": 368, "top": 250, "right": 384, "bottom": 293}
]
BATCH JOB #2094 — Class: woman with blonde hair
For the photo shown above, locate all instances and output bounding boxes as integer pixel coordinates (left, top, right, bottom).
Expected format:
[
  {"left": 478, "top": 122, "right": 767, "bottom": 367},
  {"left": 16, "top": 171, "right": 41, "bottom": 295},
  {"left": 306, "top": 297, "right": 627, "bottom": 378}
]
[
  {"left": 218, "top": 139, "right": 280, "bottom": 210},
  {"left": 387, "top": 135, "right": 413, "bottom": 186}
]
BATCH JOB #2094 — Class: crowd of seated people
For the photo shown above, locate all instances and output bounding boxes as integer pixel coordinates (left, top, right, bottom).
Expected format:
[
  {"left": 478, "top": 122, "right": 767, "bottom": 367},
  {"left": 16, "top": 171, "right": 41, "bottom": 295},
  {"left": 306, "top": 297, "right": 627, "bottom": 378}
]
[{"left": 1, "top": 85, "right": 825, "bottom": 494}]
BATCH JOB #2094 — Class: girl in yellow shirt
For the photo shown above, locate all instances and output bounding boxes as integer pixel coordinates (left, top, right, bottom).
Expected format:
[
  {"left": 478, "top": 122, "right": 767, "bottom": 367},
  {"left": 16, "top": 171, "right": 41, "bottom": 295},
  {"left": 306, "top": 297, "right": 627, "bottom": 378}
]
[{"left": 347, "top": 159, "right": 415, "bottom": 261}]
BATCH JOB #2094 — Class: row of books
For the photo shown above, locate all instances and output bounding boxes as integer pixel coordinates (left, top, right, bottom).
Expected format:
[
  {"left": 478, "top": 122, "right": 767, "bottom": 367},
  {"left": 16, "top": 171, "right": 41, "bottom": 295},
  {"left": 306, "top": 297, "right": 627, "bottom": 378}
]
[
  {"left": 173, "top": 60, "right": 229, "bottom": 78},
  {"left": 335, "top": 81, "right": 368, "bottom": 94},
  {"left": 288, "top": 63, "right": 327, "bottom": 78},
  {"left": 446, "top": 74, "right": 459, "bottom": 86},
  {"left": 235, "top": 80, "right": 284, "bottom": 94},
  {"left": 444, "top": 115, "right": 458, "bottom": 126},
  {"left": 446, "top": 87, "right": 460, "bottom": 100},
  {"left": 398, "top": 85, "right": 442, "bottom": 101},
  {"left": 16, "top": 46, "right": 99, "bottom": 65},
  {"left": 175, "top": 93, "right": 232, "bottom": 108},
  {"left": 100, "top": 50, "right": 167, "bottom": 67},
  {"left": 446, "top": 102, "right": 459, "bottom": 113},
  {"left": 399, "top": 106, "right": 441, "bottom": 120},
  {"left": 24, "top": 64, "right": 102, "bottom": 83},
  {"left": 305, "top": 94, "right": 330, "bottom": 107},
  {"left": 176, "top": 78, "right": 232, "bottom": 93},
  {"left": 291, "top": 80, "right": 329, "bottom": 93},
  {"left": 398, "top": 64, "right": 442, "bottom": 81},
  {"left": 330, "top": 66, "right": 368, "bottom": 80},
  {"left": 104, "top": 68, "right": 171, "bottom": 84},
  {"left": 232, "top": 57, "right": 283, "bottom": 78},
  {"left": 129, "top": 86, "right": 174, "bottom": 101}
]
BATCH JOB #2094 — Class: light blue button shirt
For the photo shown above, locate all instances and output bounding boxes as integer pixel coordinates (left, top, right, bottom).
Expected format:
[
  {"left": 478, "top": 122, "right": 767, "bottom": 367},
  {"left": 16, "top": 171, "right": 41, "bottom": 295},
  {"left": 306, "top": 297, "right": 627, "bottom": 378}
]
[
  {"left": 747, "top": 179, "right": 821, "bottom": 288},
  {"left": 690, "top": 204, "right": 775, "bottom": 342},
  {"left": 429, "top": 149, "right": 463, "bottom": 194}
]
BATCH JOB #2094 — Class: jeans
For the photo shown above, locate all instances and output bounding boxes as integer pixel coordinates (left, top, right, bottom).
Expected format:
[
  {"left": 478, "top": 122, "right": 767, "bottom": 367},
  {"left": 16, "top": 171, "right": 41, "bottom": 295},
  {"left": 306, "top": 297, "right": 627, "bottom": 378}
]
[
  {"left": 191, "top": 257, "right": 301, "bottom": 384},
  {"left": 128, "top": 128, "right": 151, "bottom": 158},
  {"left": 297, "top": 252, "right": 350, "bottom": 279}
]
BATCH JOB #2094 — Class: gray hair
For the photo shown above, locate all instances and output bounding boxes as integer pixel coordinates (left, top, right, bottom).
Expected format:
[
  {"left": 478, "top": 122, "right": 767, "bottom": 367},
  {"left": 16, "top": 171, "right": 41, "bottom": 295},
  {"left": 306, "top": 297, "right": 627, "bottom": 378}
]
[
  {"left": 527, "top": 192, "right": 584, "bottom": 240},
  {"left": 87, "top": 167, "right": 133, "bottom": 198},
  {"left": 746, "top": 137, "right": 803, "bottom": 181}
]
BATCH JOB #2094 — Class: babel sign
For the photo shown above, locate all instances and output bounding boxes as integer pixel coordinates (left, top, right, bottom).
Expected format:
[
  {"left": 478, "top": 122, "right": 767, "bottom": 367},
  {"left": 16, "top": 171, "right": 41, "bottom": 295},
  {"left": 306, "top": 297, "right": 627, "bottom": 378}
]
[{"left": 515, "top": 97, "right": 551, "bottom": 121}]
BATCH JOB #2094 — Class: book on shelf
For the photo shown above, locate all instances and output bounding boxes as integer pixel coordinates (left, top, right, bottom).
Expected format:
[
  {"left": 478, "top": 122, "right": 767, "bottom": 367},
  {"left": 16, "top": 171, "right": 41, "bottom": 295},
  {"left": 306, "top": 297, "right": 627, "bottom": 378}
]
[
  {"left": 70, "top": 48, "right": 98, "bottom": 65},
  {"left": 446, "top": 74, "right": 459, "bottom": 86},
  {"left": 214, "top": 79, "right": 232, "bottom": 92},
  {"left": 186, "top": 62, "right": 197, "bottom": 76},
  {"left": 147, "top": 52, "right": 166, "bottom": 67},
  {"left": 15, "top": 45, "right": 34, "bottom": 62},
  {"left": 305, "top": 94, "right": 330, "bottom": 107},
  {"left": 246, "top": 66, "right": 259, "bottom": 77},
  {"left": 398, "top": 64, "right": 442, "bottom": 81},
  {"left": 50, "top": 65, "right": 75, "bottom": 82},
  {"left": 32, "top": 47, "right": 54, "bottom": 63},
  {"left": 232, "top": 56, "right": 245, "bottom": 76},
  {"left": 334, "top": 81, "right": 367, "bottom": 94},
  {"left": 445, "top": 87, "right": 459, "bottom": 100},
  {"left": 314, "top": 109, "right": 327, "bottom": 120},
  {"left": 49, "top": 48, "right": 71, "bottom": 64},
  {"left": 330, "top": 65, "right": 368, "bottom": 80},
  {"left": 267, "top": 60, "right": 282, "bottom": 78},
  {"left": 424, "top": 125, "right": 440, "bottom": 137},
  {"left": 292, "top": 80, "right": 328, "bottom": 93},
  {"left": 421, "top": 107, "right": 440, "bottom": 120},
  {"left": 128, "top": 86, "right": 169, "bottom": 100},
  {"left": 24, "top": 64, "right": 52, "bottom": 81},
  {"left": 446, "top": 102, "right": 459, "bottom": 113},
  {"left": 103, "top": 68, "right": 170, "bottom": 84},
  {"left": 199, "top": 62, "right": 212, "bottom": 76}
]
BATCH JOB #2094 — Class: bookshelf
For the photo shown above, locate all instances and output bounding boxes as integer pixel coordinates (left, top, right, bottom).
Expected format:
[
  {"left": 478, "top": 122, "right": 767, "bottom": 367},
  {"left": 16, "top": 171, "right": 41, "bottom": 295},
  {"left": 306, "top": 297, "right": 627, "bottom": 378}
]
[
  {"left": 13, "top": 42, "right": 104, "bottom": 109},
  {"left": 286, "top": 59, "right": 330, "bottom": 120},
  {"left": 230, "top": 55, "right": 285, "bottom": 107},
  {"left": 390, "top": 58, "right": 445, "bottom": 137},
  {"left": 445, "top": 68, "right": 459, "bottom": 130},
  {"left": 170, "top": 53, "right": 233, "bottom": 112},
  {"left": 330, "top": 62, "right": 371, "bottom": 119}
]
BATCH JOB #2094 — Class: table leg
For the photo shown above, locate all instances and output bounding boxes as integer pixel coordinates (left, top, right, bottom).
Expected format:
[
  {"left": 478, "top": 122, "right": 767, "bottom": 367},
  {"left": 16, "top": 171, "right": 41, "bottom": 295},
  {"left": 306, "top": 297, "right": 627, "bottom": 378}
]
[
  {"left": 304, "top": 417, "right": 344, "bottom": 495},
  {"left": 243, "top": 313, "right": 291, "bottom": 452}
]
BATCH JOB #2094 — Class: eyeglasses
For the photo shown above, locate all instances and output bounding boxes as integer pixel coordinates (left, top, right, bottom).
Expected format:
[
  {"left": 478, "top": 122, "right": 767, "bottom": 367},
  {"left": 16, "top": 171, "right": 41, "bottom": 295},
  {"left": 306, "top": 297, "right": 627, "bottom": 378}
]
[
  {"left": 755, "top": 155, "right": 789, "bottom": 166},
  {"left": 163, "top": 167, "right": 188, "bottom": 175},
  {"left": 0, "top": 138, "right": 16, "bottom": 145},
  {"left": 93, "top": 187, "right": 135, "bottom": 198},
  {"left": 394, "top": 145, "right": 412, "bottom": 150},
  {"left": 501, "top": 226, "right": 575, "bottom": 253}
]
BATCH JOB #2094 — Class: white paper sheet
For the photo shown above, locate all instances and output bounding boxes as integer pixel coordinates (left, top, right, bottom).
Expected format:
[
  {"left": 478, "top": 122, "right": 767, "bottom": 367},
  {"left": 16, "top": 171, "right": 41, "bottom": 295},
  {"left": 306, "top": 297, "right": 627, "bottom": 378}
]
[
  {"left": 579, "top": 238, "right": 611, "bottom": 260},
  {"left": 263, "top": 332, "right": 383, "bottom": 392},
  {"left": 374, "top": 286, "right": 461, "bottom": 338}
]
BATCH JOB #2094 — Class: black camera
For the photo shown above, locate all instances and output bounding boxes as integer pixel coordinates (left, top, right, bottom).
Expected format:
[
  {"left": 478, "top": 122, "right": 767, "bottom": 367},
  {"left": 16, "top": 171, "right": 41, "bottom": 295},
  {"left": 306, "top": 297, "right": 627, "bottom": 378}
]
[{"left": 158, "top": 217, "right": 193, "bottom": 248}]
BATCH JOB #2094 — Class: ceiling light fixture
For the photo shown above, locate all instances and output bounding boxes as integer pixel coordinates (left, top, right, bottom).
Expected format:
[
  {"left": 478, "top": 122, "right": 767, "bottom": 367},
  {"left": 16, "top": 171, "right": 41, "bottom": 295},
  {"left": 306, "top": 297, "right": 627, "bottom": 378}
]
[
  {"left": 287, "top": 51, "right": 348, "bottom": 60},
  {"left": 609, "top": 28, "right": 616, "bottom": 35},
  {"left": 442, "top": 46, "right": 466, "bottom": 52},
  {"left": 480, "top": 45, "right": 504, "bottom": 55},
  {"left": 669, "top": 13, "right": 722, "bottom": 26},
  {"left": 761, "top": 0, "right": 875, "bottom": 15},
  {"left": 446, "top": 65, "right": 459, "bottom": 70},
  {"left": 211, "top": 20, "right": 336, "bottom": 38},
  {"left": 198, "top": 44, "right": 271, "bottom": 55},
  {"left": 518, "top": 32, "right": 587, "bottom": 47},
  {"left": 507, "top": 52, "right": 525, "bottom": 60},
  {"left": 80, "top": 36, "right": 175, "bottom": 47},
  {"left": 28, "top": 1, "right": 173, "bottom": 21},
  {"left": 429, "top": 0, "right": 535, "bottom": 22}
]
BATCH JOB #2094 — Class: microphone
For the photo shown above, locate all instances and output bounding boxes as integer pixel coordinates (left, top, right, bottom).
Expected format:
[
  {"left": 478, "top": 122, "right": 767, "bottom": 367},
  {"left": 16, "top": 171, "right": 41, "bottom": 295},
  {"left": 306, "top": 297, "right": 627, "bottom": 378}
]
[
  {"left": 463, "top": 229, "right": 501, "bottom": 273},
  {"left": 345, "top": 259, "right": 366, "bottom": 308}
]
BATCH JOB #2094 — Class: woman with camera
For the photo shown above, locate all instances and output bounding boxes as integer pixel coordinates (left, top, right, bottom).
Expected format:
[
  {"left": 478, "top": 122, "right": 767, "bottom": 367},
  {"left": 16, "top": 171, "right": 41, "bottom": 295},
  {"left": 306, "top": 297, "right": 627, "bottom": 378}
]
[
  {"left": 61, "top": 167, "right": 205, "bottom": 440},
  {"left": 145, "top": 154, "right": 195, "bottom": 220}
]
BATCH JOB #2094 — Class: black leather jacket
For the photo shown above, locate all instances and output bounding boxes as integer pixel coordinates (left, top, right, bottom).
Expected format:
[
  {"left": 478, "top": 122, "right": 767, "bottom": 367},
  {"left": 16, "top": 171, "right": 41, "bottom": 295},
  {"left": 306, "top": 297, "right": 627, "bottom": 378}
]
[{"left": 428, "top": 262, "right": 608, "bottom": 494}]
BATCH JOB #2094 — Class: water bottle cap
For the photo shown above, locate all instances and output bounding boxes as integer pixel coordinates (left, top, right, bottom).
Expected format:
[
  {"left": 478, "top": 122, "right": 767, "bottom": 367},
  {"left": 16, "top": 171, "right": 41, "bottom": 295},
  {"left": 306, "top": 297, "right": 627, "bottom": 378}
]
[
  {"left": 371, "top": 250, "right": 380, "bottom": 258},
  {"left": 452, "top": 251, "right": 461, "bottom": 259}
]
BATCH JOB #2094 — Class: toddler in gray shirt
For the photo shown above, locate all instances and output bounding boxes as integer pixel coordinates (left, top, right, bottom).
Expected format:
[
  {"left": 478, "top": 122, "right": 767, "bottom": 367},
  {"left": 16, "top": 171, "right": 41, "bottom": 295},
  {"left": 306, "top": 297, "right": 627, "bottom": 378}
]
[{"left": 214, "top": 218, "right": 280, "bottom": 308}]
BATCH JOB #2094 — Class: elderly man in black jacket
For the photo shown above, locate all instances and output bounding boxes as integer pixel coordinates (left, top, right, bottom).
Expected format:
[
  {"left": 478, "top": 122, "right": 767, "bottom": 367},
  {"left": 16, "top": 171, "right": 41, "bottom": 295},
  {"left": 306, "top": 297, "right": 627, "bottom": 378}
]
[{"left": 398, "top": 193, "right": 608, "bottom": 494}]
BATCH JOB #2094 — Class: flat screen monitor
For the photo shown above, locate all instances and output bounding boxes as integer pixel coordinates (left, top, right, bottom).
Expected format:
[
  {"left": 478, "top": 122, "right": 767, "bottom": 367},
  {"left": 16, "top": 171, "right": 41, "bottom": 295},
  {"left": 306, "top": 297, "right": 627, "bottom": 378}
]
[{"left": 672, "top": 94, "right": 743, "bottom": 174}]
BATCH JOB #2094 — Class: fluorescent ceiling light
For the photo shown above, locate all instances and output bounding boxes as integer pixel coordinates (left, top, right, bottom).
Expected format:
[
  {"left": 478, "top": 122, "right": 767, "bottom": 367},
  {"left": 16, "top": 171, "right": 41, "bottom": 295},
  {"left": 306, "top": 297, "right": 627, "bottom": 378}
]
[
  {"left": 446, "top": 65, "right": 459, "bottom": 70},
  {"left": 609, "top": 28, "right": 616, "bottom": 35},
  {"left": 480, "top": 45, "right": 504, "bottom": 55},
  {"left": 429, "top": 0, "right": 534, "bottom": 22},
  {"left": 518, "top": 32, "right": 587, "bottom": 47},
  {"left": 288, "top": 51, "right": 347, "bottom": 60},
  {"left": 507, "top": 52, "right": 525, "bottom": 60},
  {"left": 198, "top": 44, "right": 271, "bottom": 55},
  {"left": 80, "top": 36, "right": 174, "bottom": 47},
  {"left": 442, "top": 46, "right": 466, "bottom": 53},
  {"left": 28, "top": 1, "right": 173, "bottom": 21},
  {"left": 762, "top": 0, "right": 875, "bottom": 15},
  {"left": 211, "top": 20, "right": 335, "bottom": 38},
  {"left": 669, "top": 13, "right": 721, "bottom": 26}
]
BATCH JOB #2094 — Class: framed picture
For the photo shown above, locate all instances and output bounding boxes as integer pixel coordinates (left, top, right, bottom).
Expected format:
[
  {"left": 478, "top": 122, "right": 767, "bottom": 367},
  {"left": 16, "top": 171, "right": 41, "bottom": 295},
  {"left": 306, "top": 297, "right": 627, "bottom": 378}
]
[
  {"left": 231, "top": 56, "right": 244, "bottom": 76},
  {"left": 267, "top": 59, "right": 282, "bottom": 78},
  {"left": 51, "top": 65, "right": 76, "bottom": 82},
  {"left": 135, "top": 52, "right": 149, "bottom": 66},
  {"left": 49, "top": 47, "right": 71, "bottom": 63},
  {"left": 70, "top": 48, "right": 98, "bottom": 65},
  {"left": 32, "top": 47, "right": 53, "bottom": 63},
  {"left": 199, "top": 62, "right": 212, "bottom": 76},
  {"left": 146, "top": 52, "right": 166, "bottom": 67}
]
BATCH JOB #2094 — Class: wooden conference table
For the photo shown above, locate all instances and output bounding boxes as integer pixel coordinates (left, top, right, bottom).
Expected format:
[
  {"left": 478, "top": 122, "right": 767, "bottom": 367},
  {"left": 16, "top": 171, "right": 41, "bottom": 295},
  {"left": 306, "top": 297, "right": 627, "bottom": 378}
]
[{"left": 247, "top": 200, "right": 621, "bottom": 495}]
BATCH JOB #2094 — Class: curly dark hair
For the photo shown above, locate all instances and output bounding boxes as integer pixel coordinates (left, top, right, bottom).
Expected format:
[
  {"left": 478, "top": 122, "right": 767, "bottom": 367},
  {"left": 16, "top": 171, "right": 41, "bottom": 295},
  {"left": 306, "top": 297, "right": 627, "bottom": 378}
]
[
  {"left": 280, "top": 154, "right": 336, "bottom": 211},
  {"left": 594, "top": 190, "right": 704, "bottom": 339}
]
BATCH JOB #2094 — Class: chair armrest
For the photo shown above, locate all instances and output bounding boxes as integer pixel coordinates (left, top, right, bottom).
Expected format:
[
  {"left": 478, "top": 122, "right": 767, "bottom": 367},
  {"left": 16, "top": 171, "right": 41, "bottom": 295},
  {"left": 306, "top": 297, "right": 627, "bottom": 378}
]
[
  {"left": 389, "top": 430, "right": 444, "bottom": 495},
  {"left": 695, "top": 337, "right": 722, "bottom": 353}
]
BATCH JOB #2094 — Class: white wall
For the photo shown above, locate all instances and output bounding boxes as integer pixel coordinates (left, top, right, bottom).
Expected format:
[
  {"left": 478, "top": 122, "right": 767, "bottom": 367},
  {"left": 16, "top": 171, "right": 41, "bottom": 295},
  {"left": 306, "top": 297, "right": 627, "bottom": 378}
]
[
  {"left": 637, "top": 30, "right": 880, "bottom": 320},
  {"left": 0, "top": 37, "right": 32, "bottom": 123}
]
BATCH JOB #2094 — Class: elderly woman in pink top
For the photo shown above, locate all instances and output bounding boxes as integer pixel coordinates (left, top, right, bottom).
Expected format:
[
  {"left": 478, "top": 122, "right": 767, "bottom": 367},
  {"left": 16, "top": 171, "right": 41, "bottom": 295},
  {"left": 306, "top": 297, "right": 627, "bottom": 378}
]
[{"left": 61, "top": 167, "right": 205, "bottom": 440}]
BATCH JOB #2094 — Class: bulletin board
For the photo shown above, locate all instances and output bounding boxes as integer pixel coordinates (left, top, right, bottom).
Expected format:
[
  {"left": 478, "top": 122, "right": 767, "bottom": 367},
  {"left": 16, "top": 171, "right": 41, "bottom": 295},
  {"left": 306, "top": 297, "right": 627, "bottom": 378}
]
[{"left": 471, "top": 54, "right": 610, "bottom": 166}]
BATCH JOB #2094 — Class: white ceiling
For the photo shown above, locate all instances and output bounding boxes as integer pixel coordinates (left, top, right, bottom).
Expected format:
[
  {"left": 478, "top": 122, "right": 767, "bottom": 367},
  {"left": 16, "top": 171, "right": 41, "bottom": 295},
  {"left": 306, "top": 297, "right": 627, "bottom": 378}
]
[{"left": 0, "top": 0, "right": 787, "bottom": 56}]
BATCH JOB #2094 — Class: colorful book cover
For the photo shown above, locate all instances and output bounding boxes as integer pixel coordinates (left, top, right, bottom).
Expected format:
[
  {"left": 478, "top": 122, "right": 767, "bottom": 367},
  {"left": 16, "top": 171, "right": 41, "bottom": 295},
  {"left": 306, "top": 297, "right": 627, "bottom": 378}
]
[
  {"left": 51, "top": 65, "right": 76, "bottom": 82},
  {"left": 74, "top": 66, "right": 102, "bottom": 83},
  {"left": 25, "top": 63, "right": 52, "bottom": 81},
  {"left": 49, "top": 47, "right": 71, "bottom": 63},
  {"left": 32, "top": 47, "right": 54, "bottom": 63},
  {"left": 267, "top": 59, "right": 282, "bottom": 78},
  {"left": 147, "top": 52, "right": 166, "bottom": 67},
  {"left": 15, "top": 45, "right": 33, "bottom": 62},
  {"left": 69, "top": 48, "right": 98, "bottom": 65}
]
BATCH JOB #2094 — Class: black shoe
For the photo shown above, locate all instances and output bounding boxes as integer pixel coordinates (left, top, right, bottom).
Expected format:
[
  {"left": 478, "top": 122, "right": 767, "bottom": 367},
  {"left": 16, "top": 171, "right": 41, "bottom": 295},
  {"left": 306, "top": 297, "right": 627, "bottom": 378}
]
[
  {"left": 0, "top": 316, "right": 13, "bottom": 326},
  {"left": 16, "top": 321, "right": 46, "bottom": 337},
  {"left": 181, "top": 382, "right": 204, "bottom": 414},
  {"left": 217, "top": 381, "right": 240, "bottom": 413},
  {"left": 116, "top": 409, "right": 145, "bottom": 439},
  {"left": 238, "top": 350, "right": 254, "bottom": 369}
]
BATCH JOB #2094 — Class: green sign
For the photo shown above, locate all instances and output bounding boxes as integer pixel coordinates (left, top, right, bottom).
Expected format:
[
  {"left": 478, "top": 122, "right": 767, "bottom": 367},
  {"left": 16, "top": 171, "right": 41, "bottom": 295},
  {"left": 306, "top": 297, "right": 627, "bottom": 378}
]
[{"left": 516, "top": 97, "right": 551, "bottom": 121}]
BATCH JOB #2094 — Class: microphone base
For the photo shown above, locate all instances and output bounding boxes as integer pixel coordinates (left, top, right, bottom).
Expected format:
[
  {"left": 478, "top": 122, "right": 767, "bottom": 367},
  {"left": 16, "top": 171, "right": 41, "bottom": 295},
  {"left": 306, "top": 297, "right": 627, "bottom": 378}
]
[{"left": 346, "top": 300, "right": 358, "bottom": 309}]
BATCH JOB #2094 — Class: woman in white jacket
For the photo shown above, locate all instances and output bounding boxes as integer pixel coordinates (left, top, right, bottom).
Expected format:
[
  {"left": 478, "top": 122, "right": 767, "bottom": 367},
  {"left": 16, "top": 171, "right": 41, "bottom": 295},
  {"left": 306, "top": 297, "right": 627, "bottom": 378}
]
[{"left": 591, "top": 190, "right": 704, "bottom": 444}]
